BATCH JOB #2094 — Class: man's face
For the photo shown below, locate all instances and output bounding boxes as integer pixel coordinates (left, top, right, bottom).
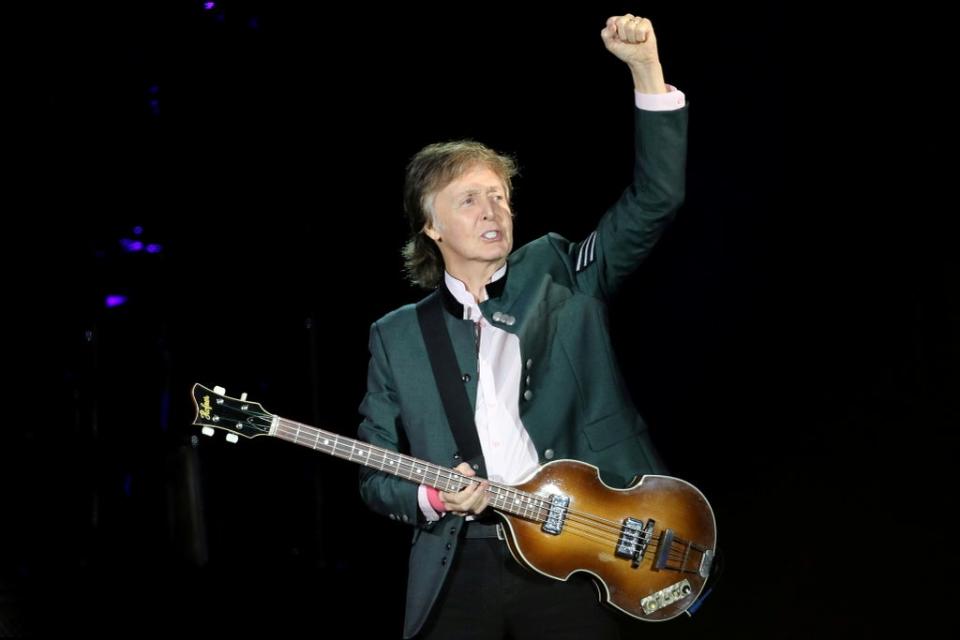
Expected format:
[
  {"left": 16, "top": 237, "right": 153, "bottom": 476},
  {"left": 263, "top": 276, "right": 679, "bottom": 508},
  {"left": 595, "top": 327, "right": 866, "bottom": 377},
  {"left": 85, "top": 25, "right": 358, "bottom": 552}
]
[{"left": 425, "top": 164, "right": 513, "bottom": 276}]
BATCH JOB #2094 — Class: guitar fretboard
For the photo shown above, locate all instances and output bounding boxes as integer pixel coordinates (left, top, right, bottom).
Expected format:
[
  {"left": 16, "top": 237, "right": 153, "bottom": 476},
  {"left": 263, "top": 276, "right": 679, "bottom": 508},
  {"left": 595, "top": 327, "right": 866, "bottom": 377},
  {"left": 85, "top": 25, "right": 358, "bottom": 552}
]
[{"left": 273, "top": 417, "right": 551, "bottom": 521}]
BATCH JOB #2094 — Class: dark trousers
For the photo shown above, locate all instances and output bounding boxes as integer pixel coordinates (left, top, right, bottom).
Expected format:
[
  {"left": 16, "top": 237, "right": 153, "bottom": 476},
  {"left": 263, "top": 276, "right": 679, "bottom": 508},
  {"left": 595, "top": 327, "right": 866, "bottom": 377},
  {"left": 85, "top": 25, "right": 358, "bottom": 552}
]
[{"left": 418, "top": 536, "right": 621, "bottom": 639}]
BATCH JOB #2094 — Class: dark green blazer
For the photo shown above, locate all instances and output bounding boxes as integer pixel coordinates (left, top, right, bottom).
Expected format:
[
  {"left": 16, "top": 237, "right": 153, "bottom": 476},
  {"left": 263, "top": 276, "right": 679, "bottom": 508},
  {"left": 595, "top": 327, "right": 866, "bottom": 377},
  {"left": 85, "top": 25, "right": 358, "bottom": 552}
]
[{"left": 358, "top": 105, "right": 687, "bottom": 638}]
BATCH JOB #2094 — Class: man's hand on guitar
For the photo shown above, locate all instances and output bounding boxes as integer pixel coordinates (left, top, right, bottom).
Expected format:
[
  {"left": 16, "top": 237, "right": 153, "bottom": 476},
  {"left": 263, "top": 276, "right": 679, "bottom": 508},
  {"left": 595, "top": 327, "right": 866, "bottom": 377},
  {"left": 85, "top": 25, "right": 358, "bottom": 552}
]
[{"left": 441, "top": 462, "right": 490, "bottom": 517}]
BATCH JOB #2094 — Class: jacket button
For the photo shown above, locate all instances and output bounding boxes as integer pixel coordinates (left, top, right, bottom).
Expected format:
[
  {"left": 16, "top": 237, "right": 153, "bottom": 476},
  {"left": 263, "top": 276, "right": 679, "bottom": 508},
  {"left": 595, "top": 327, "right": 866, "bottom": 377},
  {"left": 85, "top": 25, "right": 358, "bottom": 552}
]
[
  {"left": 492, "top": 311, "right": 503, "bottom": 322},
  {"left": 523, "top": 390, "right": 533, "bottom": 401},
  {"left": 441, "top": 557, "right": 447, "bottom": 566},
  {"left": 450, "top": 528, "right": 457, "bottom": 535},
  {"left": 472, "top": 463, "right": 480, "bottom": 471},
  {"left": 525, "top": 375, "right": 531, "bottom": 386},
  {"left": 526, "top": 358, "right": 533, "bottom": 370},
  {"left": 389, "top": 514, "right": 397, "bottom": 520},
  {"left": 446, "top": 543, "right": 452, "bottom": 550},
  {"left": 461, "top": 373, "right": 471, "bottom": 383},
  {"left": 401, "top": 514, "right": 409, "bottom": 523},
  {"left": 544, "top": 449, "right": 555, "bottom": 460}
]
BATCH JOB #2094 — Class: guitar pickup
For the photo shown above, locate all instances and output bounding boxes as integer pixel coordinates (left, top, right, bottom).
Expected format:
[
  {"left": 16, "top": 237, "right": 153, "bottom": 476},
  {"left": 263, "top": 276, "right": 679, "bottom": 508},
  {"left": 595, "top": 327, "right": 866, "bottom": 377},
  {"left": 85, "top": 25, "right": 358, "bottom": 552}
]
[
  {"left": 617, "top": 518, "right": 653, "bottom": 567},
  {"left": 541, "top": 495, "right": 570, "bottom": 535}
]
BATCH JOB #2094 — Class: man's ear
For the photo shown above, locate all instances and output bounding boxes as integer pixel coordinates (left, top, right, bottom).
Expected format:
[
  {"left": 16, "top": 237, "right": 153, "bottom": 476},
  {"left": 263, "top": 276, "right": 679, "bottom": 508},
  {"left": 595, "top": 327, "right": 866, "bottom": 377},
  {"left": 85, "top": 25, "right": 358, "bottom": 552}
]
[{"left": 423, "top": 224, "right": 441, "bottom": 242}]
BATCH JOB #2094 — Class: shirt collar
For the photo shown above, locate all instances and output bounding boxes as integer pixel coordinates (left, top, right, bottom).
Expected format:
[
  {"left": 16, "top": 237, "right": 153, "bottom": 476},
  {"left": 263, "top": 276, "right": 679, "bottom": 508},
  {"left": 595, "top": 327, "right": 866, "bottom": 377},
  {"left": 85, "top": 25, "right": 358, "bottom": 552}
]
[{"left": 441, "top": 263, "right": 507, "bottom": 320}]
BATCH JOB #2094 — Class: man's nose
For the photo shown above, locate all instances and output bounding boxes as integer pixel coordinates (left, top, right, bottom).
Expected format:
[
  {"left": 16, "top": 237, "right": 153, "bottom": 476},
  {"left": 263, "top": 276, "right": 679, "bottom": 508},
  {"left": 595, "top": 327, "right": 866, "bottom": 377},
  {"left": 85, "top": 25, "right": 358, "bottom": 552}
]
[{"left": 482, "top": 198, "right": 499, "bottom": 220}]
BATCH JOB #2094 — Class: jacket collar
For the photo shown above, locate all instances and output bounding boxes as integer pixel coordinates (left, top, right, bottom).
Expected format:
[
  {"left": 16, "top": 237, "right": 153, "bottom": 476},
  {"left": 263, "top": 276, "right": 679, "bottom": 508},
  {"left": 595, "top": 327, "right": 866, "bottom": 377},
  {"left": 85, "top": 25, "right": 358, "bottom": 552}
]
[{"left": 440, "top": 264, "right": 508, "bottom": 319}]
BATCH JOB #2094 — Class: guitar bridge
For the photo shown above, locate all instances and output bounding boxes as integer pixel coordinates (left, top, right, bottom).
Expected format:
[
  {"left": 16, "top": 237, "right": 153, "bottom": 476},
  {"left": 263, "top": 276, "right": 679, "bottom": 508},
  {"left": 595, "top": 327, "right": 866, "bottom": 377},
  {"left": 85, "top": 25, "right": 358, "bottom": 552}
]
[{"left": 617, "top": 517, "right": 654, "bottom": 568}]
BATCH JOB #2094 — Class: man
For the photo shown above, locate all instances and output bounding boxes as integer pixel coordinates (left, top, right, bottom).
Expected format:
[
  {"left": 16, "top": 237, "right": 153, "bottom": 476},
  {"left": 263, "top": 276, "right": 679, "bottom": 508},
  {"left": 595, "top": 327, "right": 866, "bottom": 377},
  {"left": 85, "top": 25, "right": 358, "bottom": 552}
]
[{"left": 358, "top": 14, "right": 687, "bottom": 639}]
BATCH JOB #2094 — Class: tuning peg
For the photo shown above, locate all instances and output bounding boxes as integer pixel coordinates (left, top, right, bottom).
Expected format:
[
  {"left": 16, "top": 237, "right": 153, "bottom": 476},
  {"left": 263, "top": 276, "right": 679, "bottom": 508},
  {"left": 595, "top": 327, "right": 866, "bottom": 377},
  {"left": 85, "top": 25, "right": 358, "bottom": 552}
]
[
  {"left": 213, "top": 386, "right": 226, "bottom": 395},
  {"left": 240, "top": 392, "right": 248, "bottom": 401},
  {"left": 201, "top": 427, "right": 215, "bottom": 437},
  {"left": 225, "top": 434, "right": 239, "bottom": 444}
]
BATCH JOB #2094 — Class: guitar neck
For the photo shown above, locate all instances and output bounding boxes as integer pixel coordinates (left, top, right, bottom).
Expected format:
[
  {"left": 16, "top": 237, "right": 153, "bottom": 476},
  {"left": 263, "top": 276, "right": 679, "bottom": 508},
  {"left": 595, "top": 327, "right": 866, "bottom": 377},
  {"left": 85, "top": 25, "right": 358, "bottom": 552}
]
[{"left": 271, "top": 417, "right": 544, "bottom": 520}]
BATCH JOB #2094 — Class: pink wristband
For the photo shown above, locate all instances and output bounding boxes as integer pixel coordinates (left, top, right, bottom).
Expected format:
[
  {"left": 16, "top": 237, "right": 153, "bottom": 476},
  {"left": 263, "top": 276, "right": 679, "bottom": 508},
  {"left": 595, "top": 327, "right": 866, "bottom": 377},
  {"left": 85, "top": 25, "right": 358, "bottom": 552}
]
[{"left": 425, "top": 486, "right": 446, "bottom": 513}]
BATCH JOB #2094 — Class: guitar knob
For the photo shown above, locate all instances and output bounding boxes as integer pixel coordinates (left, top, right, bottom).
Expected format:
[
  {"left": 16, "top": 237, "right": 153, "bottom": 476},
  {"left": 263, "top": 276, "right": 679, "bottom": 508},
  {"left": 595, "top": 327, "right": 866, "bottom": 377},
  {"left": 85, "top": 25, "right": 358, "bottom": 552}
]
[
  {"left": 240, "top": 392, "right": 248, "bottom": 401},
  {"left": 201, "top": 427, "right": 215, "bottom": 437},
  {"left": 213, "top": 386, "right": 226, "bottom": 395},
  {"left": 225, "top": 434, "right": 239, "bottom": 444}
]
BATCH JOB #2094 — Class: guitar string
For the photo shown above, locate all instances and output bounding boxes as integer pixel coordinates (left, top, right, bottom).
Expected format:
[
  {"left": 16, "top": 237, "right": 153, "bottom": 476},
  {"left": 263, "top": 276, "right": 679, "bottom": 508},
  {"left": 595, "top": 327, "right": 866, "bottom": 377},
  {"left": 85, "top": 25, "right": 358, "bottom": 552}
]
[
  {"left": 271, "top": 421, "right": 701, "bottom": 557},
  {"left": 551, "top": 520, "right": 693, "bottom": 567},
  {"left": 205, "top": 399, "right": 697, "bottom": 569},
  {"left": 272, "top": 420, "right": 699, "bottom": 556},
  {"left": 208, "top": 406, "right": 697, "bottom": 568},
  {"left": 563, "top": 529, "right": 698, "bottom": 570},
  {"left": 513, "top": 513, "right": 692, "bottom": 564},
  {"left": 273, "top": 421, "right": 639, "bottom": 535},
  {"left": 268, "top": 418, "right": 703, "bottom": 554},
  {"left": 273, "top": 419, "right": 610, "bottom": 527}
]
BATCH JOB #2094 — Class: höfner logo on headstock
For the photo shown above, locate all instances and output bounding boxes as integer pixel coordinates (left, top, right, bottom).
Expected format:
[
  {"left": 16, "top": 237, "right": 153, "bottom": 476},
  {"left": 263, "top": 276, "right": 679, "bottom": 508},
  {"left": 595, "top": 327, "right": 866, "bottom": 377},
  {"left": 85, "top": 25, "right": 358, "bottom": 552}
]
[{"left": 199, "top": 394, "right": 213, "bottom": 420}]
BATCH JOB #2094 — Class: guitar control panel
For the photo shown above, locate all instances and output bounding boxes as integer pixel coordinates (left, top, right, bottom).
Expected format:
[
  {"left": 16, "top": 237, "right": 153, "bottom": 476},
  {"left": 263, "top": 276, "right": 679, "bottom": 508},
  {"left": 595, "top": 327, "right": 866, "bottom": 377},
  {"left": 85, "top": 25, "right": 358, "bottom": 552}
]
[{"left": 640, "top": 579, "right": 692, "bottom": 615}]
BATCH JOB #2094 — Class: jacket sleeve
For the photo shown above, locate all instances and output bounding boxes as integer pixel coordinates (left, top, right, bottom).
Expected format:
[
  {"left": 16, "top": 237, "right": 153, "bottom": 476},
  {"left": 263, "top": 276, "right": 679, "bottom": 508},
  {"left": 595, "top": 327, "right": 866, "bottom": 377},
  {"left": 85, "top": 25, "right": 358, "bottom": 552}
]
[
  {"left": 569, "top": 105, "right": 688, "bottom": 299},
  {"left": 356, "top": 320, "right": 422, "bottom": 526}
]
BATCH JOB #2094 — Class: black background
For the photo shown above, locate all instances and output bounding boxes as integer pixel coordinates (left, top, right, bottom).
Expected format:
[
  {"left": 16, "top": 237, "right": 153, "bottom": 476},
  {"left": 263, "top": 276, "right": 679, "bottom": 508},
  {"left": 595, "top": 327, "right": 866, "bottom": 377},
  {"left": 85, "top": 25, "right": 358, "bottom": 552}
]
[{"left": 3, "top": 2, "right": 956, "bottom": 637}]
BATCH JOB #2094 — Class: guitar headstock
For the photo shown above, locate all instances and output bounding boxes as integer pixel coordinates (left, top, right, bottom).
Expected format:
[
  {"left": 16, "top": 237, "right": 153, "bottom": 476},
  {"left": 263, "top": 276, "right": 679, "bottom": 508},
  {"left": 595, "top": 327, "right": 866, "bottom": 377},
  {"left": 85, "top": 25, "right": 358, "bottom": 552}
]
[{"left": 191, "top": 383, "right": 275, "bottom": 443}]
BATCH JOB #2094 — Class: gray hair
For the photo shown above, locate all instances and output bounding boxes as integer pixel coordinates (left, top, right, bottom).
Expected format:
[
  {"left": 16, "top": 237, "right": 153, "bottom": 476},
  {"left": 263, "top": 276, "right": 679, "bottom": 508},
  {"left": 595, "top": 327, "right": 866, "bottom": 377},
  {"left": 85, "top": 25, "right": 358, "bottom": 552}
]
[{"left": 401, "top": 140, "right": 518, "bottom": 289}]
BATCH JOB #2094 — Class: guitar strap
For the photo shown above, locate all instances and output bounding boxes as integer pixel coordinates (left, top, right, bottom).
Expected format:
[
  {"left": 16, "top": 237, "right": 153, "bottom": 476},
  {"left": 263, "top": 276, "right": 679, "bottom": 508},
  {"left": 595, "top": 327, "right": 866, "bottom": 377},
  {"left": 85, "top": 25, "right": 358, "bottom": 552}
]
[{"left": 416, "top": 293, "right": 487, "bottom": 476}]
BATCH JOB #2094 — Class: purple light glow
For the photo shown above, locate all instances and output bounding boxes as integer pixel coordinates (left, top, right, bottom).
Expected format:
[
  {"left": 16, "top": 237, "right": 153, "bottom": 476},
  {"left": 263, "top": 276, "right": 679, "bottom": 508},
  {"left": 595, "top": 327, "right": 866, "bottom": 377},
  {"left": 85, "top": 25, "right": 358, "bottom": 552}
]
[
  {"left": 105, "top": 295, "right": 127, "bottom": 308},
  {"left": 120, "top": 238, "right": 143, "bottom": 252},
  {"left": 204, "top": 2, "right": 215, "bottom": 10},
  {"left": 146, "top": 243, "right": 163, "bottom": 254},
  {"left": 133, "top": 226, "right": 143, "bottom": 235}
]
